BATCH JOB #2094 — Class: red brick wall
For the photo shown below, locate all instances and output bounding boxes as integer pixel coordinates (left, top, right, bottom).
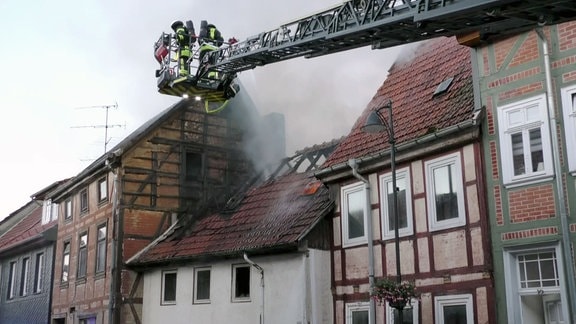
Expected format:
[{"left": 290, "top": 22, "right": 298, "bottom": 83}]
[{"left": 508, "top": 184, "right": 556, "bottom": 223}]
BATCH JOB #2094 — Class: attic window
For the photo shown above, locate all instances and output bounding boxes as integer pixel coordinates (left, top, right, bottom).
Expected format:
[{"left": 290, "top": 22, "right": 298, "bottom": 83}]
[{"left": 434, "top": 77, "right": 454, "bottom": 96}]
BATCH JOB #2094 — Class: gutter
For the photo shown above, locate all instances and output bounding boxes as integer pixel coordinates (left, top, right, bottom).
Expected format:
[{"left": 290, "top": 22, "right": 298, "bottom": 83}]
[
  {"left": 536, "top": 27, "right": 576, "bottom": 323},
  {"left": 347, "top": 159, "right": 376, "bottom": 324}
]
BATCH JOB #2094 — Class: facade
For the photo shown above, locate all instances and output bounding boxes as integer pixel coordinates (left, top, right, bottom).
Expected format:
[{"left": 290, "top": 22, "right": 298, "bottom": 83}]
[
  {"left": 0, "top": 183, "right": 61, "bottom": 324},
  {"left": 48, "top": 96, "right": 267, "bottom": 324},
  {"left": 473, "top": 21, "right": 576, "bottom": 323},
  {"left": 128, "top": 143, "right": 338, "bottom": 324},
  {"left": 315, "top": 36, "right": 495, "bottom": 324}
]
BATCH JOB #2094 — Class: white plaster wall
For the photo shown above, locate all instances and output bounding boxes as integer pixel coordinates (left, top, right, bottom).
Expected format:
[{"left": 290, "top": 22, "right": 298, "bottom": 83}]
[{"left": 142, "top": 250, "right": 332, "bottom": 324}]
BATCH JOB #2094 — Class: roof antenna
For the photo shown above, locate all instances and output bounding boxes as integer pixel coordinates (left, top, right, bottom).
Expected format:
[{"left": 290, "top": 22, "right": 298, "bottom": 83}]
[{"left": 71, "top": 102, "right": 126, "bottom": 155}]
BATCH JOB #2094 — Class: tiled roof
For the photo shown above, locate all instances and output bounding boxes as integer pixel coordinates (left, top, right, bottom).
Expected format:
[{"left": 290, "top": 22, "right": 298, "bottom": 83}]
[
  {"left": 0, "top": 201, "right": 56, "bottom": 254},
  {"left": 131, "top": 171, "right": 333, "bottom": 265},
  {"left": 322, "top": 36, "right": 474, "bottom": 167}
]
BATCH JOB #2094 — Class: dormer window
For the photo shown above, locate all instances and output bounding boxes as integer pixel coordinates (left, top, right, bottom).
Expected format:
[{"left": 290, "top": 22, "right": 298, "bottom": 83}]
[{"left": 42, "top": 199, "right": 59, "bottom": 224}]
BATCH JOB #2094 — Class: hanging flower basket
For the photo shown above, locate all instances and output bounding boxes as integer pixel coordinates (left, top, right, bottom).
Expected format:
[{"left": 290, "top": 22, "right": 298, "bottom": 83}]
[{"left": 371, "top": 277, "right": 418, "bottom": 310}]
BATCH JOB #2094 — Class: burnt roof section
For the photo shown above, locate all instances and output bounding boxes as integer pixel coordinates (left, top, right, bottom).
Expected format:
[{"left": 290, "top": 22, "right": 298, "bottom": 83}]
[
  {"left": 321, "top": 36, "right": 474, "bottom": 168},
  {"left": 130, "top": 170, "right": 333, "bottom": 266}
]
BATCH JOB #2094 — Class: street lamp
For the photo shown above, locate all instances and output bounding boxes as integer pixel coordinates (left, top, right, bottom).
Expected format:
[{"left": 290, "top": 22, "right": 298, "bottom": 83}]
[{"left": 362, "top": 100, "right": 406, "bottom": 323}]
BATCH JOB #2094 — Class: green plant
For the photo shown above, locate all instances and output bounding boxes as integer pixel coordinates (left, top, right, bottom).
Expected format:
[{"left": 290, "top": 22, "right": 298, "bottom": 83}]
[{"left": 371, "top": 277, "right": 418, "bottom": 309}]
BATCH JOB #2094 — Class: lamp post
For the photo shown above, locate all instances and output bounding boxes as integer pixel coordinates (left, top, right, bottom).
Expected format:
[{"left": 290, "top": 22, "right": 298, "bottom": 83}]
[{"left": 363, "top": 100, "right": 405, "bottom": 323}]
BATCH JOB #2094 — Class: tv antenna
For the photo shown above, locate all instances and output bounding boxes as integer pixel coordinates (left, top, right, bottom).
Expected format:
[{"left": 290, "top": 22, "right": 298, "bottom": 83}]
[{"left": 71, "top": 102, "right": 126, "bottom": 154}]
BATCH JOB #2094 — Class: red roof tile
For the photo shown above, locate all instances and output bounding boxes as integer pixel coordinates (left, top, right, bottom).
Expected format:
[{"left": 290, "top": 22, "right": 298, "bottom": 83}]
[
  {"left": 133, "top": 172, "right": 333, "bottom": 265},
  {"left": 0, "top": 201, "right": 56, "bottom": 254},
  {"left": 323, "top": 36, "right": 474, "bottom": 167}
]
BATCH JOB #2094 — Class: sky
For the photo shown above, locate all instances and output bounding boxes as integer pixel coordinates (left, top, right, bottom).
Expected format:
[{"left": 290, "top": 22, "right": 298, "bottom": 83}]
[{"left": 0, "top": 0, "right": 407, "bottom": 219}]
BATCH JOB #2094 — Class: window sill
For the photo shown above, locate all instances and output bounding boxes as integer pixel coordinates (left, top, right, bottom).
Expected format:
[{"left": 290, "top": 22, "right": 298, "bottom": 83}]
[
  {"left": 75, "top": 277, "right": 87, "bottom": 285},
  {"left": 503, "top": 174, "right": 554, "bottom": 189},
  {"left": 161, "top": 301, "right": 177, "bottom": 306},
  {"left": 60, "top": 282, "right": 69, "bottom": 289},
  {"left": 342, "top": 238, "right": 368, "bottom": 249},
  {"left": 232, "top": 297, "right": 251, "bottom": 303}
]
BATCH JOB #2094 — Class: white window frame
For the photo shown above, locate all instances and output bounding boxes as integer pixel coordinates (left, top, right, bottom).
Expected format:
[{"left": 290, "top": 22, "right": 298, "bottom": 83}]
[
  {"left": 434, "top": 294, "right": 474, "bottom": 324},
  {"left": 380, "top": 168, "right": 413, "bottom": 240},
  {"left": 161, "top": 270, "right": 177, "bottom": 305},
  {"left": 64, "top": 199, "right": 72, "bottom": 221},
  {"left": 385, "top": 298, "right": 419, "bottom": 324},
  {"left": 95, "top": 224, "right": 107, "bottom": 273},
  {"left": 8, "top": 261, "right": 17, "bottom": 299},
  {"left": 20, "top": 257, "right": 30, "bottom": 296},
  {"left": 98, "top": 178, "right": 108, "bottom": 202},
  {"left": 561, "top": 85, "right": 576, "bottom": 174},
  {"left": 193, "top": 267, "right": 211, "bottom": 304},
  {"left": 503, "top": 243, "right": 570, "bottom": 323},
  {"left": 42, "top": 199, "right": 59, "bottom": 224},
  {"left": 425, "top": 152, "right": 466, "bottom": 231},
  {"left": 34, "top": 253, "right": 44, "bottom": 293},
  {"left": 232, "top": 264, "right": 251, "bottom": 302},
  {"left": 497, "top": 94, "right": 553, "bottom": 186},
  {"left": 345, "top": 302, "right": 371, "bottom": 324},
  {"left": 341, "top": 182, "right": 367, "bottom": 247}
]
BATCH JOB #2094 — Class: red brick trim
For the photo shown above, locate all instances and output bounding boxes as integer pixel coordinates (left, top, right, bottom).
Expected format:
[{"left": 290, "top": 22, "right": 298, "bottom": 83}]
[{"left": 501, "top": 227, "right": 558, "bottom": 240}]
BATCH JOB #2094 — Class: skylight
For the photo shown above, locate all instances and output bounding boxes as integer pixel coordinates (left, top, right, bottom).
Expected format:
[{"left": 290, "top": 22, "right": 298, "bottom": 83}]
[{"left": 434, "top": 77, "right": 454, "bottom": 96}]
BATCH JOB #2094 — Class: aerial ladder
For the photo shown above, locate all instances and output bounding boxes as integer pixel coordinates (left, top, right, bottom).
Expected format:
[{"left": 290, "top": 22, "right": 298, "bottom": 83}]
[{"left": 154, "top": 0, "right": 576, "bottom": 111}]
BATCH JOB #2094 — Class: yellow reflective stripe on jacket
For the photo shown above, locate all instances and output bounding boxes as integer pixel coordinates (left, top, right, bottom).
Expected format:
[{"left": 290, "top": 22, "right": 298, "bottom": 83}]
[{"left": 209, "top": 27, "right": 216, "bottom": 39}]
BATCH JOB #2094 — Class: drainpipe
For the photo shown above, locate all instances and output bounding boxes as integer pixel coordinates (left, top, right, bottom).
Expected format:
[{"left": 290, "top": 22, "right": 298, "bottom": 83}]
[
  {"left": 348, "top": 159, "right": 376, "bottom": 324},
  {"left": 244, "top": 253, "right": 265, "bottom": 324},
  {"left": 536, "top": 27, "right": 576, "bottom": 323}
]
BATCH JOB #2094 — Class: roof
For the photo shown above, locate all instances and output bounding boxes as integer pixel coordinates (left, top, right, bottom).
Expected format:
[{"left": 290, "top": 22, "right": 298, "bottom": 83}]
[
  {"left": 130, "top": 171, "right": 334, "bottom": 266},
  {"left": 322, "top": 36, "right": 474, "bottom": 168},
  {"left": 0, "top": 200, "right": 56, "bottom": 256}
]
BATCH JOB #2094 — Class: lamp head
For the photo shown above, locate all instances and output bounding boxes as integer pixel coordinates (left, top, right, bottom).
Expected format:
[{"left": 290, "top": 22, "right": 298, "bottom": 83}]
[{"left": 362, "top": 110, "right": 387, "bottom": 133}]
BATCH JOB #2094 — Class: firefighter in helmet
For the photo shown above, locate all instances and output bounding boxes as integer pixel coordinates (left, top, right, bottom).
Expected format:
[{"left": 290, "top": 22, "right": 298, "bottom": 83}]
[
  {"left": 171, "top": 20, "right": 192, "bottom": 78},
  {"left": 197, "top": 21, "right": 224, "bottom": 79}
]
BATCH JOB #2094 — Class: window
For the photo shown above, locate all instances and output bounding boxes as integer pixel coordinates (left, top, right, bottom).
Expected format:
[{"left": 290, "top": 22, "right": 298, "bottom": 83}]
[
  {"left": 503, "top": 244, "right": 569, "bottom": 323},
  {"left": 561, "top": 85, "right": 576, "bottom": 173},
  {"left": 497, "top": 94, "right": 553, "bottom": 185},
  {"left": 20, "top": 257, "right": 30, "bottom": 296},
  {"left": 77, "top": 233, "right": 88, "bottom": 278},
  {"left": 80, "top": 189, "right": 89, "bottom": 213},
  {"left": 62, "top": 241, "right": 70, "bottom": 282},
  {"left": 34, "top": 253, "right": 44, "bottom": 293},
  {"left": 64, "top": 199, "right": 72, "bottom": 221},
  {"left": 185, "top": 151, "right": 203, "bottom": 180},
  {"left": 425, "top": 152, "right": 466, "bottom": 231},
  {"left": 386, "top": 299, "right": 419, "bottom": 324},
  {"left": 232, "top": 264, "right": 250, "bottom": 302},
  {"left": 345, "top": 302, "right": 370, "bottom": 324},
  {"left": 434, "top": 294, "right": 474, "bottom": 324},
  {"left": 98, "top": 178, "right": 108, "bottom": 202},
  {"left": 194, "top": 267, "right": 211, "bottom": 303},
  {"left": 161, "top": 270, "right": 177, "bottom": 305},
  {"left": 380, "top": 168, "right": 413, "bottom": 239},
  {"left": 79, "top": 316, "right": 96, "bottom": 324},
  {"left": 96, "top": 224, "right": 107, "bottom": 273},
  {"left": 8, "top": 261, "right": 17, "bottom": 299},
  {"left": 42, "top": 199, "right": 59, "bottom": 224},
  {"left": 341, "top": 182, "right": 367, "bottom": 247}
]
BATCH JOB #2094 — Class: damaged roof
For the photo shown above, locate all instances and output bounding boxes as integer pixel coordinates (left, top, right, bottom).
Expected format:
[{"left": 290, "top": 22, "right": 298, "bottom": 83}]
[
  {"left": 130, "top": 171, "right": 334, "bottom": 266},
  {"left": 322, "top": 36, "right": 475, "bottom": 168}
]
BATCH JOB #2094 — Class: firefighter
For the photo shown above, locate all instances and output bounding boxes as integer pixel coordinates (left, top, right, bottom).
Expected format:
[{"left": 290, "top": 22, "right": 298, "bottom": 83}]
[
  {"left": 198, "top": 21, "right": 225, "bottom": 79},
  {"left": 171, "top": 20, "right": 192, "bottom": 78}
]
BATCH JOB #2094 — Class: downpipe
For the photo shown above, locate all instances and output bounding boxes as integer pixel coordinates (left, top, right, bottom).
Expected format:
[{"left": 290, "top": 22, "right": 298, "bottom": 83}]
[
  {"left": 244, "top": 253, "right": 265, "bottom": 324},
  {"left": 536, "top": 27, "right": 576, "bottom": 323},
  {"left": 348, "top": 159, "right": 376, "bottom": 324}
]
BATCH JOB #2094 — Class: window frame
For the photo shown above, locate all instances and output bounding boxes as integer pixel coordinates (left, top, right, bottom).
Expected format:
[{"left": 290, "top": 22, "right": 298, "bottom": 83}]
[
  {"left": 232, "top": 264, "right": 251, "bottom": 302},
  {"left": 64, "top": 199, "right": 73, "bottom": 221},
  {"left": 341, "top": 182, "right": 368, "bottom": 247},
  {"left": 385, "top": 298, "right": 419, "bottom": 324},
  {"left": 379, "top": 167, "right": 413, "bottom": 240},
  {"left": 77, "top": 232, "right": 88, "bottom": 279},
  {"left": 42, "top": 199, "right": 59, "bottom": 224},
  {"left": 80, "top": 188, "right": 89, "bottom": 214},
  {"left": 425, "top": 152, "right": 466, "bottom": 232},
  {"left": 98, "top": 177, "right": 108, "bottom": 202},
  {"left": 95, "top": 223, "right": 107, "bottom": 274},
  {"left": 161, "top": 270, "right": 177, "bottom": 305},
  {"left": 345, "top": 301, "right": 370, "bottom": 324},
  {"left": 561, "top": 85, "right": 576, "bottom": 174},
  {"left": 34, "top": 253, "right": 44, "bottom": 293},
  {"left": 434, "top": 294, "right": 474, "bottom": 324},
  {"left": 61, "top": 241, "right": 71, "bottom": 283},
  {"left": 8, "top": 261, "right": 17, "bottom": 299},
  {"left": 20, "top": 257, "right": 30, "bottom": 296},
  {"left": 193, "top": 266, "right": 211, "bottom": 304},
  {"left": 497, "top": 94, "right": 553, "bottom": 186}
]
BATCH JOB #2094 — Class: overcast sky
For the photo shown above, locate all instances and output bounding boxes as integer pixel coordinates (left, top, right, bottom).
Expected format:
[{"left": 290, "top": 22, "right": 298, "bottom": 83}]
[{"left": 0, "top": 0, "right": 405, "bottom": 219}]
